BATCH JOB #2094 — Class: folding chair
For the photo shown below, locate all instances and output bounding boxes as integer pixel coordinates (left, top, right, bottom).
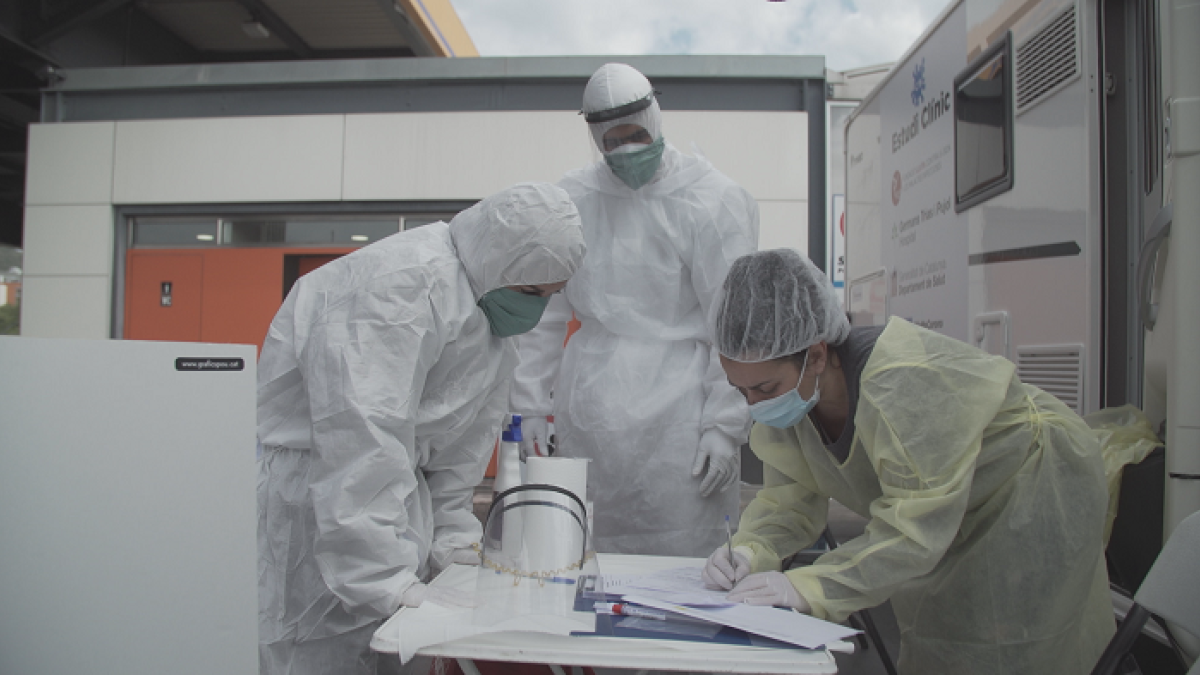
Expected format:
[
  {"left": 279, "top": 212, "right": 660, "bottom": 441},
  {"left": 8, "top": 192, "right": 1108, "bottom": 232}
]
[{"left": 1090, "top": 510, "right": 1200, "bottom": 675}]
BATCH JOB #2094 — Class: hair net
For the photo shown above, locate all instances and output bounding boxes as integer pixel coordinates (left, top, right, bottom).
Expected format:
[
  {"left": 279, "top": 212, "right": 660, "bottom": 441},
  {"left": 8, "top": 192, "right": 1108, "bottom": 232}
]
[
  {"left": 581, "top": 63, "right": 663, "bottom": 153},
  {"left": 713, "top": 249, "right": 850, "bottom": 362},
  {"left": 449, "top": 183, "right": 587, "bottom": 300}
]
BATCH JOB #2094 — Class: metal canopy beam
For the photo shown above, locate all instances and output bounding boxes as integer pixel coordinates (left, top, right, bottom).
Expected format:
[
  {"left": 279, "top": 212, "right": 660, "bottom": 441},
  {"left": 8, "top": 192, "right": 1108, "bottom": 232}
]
[
  {"left": 231, "top": 0, "right": 314, "bottom": 59},
  {"left": 0, "top": 22, "right": 61, "bottom": 68},
  {"left": 46, "top": 55, "right": 826, "bottom": 92},
  {"left": 195, "top": 46, "right": 416, "bottom": 63},
  {"left": 27, "top": 0, "right": 134, "bottom": 47},
  {"left": 370, "top": 0, "right": 437, "bottom": 57},
  {"left": 39, "top": 55, "right": 826, "bottom": 123}
]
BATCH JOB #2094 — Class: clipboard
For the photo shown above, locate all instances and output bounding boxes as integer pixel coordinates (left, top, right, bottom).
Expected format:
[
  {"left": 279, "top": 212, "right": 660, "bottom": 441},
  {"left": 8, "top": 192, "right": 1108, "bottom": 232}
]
[{"left": 571, "top": 576, "right": 813, "bottom": 651}]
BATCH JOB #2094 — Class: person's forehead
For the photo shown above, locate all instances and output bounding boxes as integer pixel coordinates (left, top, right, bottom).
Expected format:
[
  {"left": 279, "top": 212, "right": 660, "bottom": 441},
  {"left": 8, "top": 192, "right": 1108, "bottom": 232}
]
[{"left": 722, "top": 355, "right": 786, "bottom": 382}]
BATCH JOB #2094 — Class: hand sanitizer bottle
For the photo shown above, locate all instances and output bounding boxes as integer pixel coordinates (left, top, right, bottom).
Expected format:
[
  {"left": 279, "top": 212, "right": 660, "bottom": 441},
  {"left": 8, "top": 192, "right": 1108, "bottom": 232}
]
[{"left": 495, "top": 413, "right": 524, "bottom": 497}]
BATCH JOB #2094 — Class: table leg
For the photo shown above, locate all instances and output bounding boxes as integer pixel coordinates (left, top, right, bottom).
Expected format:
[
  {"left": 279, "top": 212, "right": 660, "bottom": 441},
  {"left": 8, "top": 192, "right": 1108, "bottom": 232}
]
[{"left": 455, "top": 658, "right": 482, "bottom": 675}]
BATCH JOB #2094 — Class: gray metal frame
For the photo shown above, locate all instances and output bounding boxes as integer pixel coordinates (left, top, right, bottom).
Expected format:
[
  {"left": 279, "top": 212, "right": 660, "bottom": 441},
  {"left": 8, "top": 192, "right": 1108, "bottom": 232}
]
[
  {"left": 1101, "top": 0, "right": 1164, "bottom": 409},
  {"left": 40, "top": 56, "right": 824, "bottom": 121}
]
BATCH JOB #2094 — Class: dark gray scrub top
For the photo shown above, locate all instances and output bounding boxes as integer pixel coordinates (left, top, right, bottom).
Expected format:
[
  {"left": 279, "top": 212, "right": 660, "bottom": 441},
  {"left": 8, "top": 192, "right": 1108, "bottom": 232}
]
[{"left": 821, "top": 325, "right": 885, "bottom": 463}]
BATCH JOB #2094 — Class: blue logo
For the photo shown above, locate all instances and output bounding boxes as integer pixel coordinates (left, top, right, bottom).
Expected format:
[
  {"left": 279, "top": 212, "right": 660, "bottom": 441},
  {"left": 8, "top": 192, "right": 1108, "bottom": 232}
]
[{"left": 911, "top": 59, "right": 926, "bottom": 107}]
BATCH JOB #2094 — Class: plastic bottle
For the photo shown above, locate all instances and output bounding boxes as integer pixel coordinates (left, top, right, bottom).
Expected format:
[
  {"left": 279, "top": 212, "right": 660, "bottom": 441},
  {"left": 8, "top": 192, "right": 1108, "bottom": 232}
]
[
  {"left": 493, "top": 413, "right": 526, "bottom": 557},
  {"left": 494, "top": 413, "right": 524, "bottom": 497}
]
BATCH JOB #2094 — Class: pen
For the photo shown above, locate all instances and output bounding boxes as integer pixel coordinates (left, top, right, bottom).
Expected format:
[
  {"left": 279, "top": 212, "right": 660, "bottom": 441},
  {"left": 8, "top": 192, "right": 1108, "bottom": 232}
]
[
  {"left": 725, "top": 514, "right": 735, "bottom": 563},
  {"left": 594, "top": 602, "right": 668, "bottom": 621}
]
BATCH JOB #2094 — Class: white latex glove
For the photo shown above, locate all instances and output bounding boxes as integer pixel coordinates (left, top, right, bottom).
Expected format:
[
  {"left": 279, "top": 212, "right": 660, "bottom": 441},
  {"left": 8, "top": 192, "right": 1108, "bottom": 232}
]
[
  {"left": 726, "top": 571, "right": 811, "bottom": 612},
  {"left": 702, "top": 545, "right": 752, "bottom": 590},
  {"left": 692, "top": 430, "right": 740, "bottom": 497},
  {"left": 519, "top": 416, "right": 550, "bottom": 460},
  {"left": 400, "top": 582, "right": 478, "bottom": 609},
  {"left": 448, "top": 547, "right": 481, "bottom": 566}
]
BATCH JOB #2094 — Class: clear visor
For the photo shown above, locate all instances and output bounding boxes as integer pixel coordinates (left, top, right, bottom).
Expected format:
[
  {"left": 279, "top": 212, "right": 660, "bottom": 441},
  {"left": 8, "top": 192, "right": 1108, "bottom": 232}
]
[
  {"left": 473, "top": 484, "right": 601, "bottom": 628},
  {"left": 587, "top": 97, "right": 662, "bottom": 155}
]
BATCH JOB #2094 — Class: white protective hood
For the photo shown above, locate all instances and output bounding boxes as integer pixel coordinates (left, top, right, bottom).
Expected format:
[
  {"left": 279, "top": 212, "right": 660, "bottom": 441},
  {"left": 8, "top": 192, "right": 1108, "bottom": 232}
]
[
  {"left": 450, "top": 182, "right": 586, "bottom": 300},
  {"left": 581, "top": 63, "right": 663, "bottom": 153}
]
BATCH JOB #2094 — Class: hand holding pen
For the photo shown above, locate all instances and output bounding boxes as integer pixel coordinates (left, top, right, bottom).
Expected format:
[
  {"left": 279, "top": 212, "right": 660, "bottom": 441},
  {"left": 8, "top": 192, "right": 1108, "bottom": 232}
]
[{"left": 701, "top": 515, "right": 751, "bottom": 590}]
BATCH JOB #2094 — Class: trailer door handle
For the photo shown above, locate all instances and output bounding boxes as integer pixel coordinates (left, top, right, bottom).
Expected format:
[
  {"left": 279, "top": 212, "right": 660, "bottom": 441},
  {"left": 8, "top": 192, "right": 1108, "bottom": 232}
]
[
  {"left": 1138, "top": 203, "right": 1173, "bottom": 331},
  {"left": 974, "top": 311, "right": 1010, "bottom": 360}
]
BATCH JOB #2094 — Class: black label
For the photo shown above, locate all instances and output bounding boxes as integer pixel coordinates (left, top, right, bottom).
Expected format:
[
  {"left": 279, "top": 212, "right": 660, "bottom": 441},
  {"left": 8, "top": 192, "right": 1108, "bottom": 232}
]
[{"left": 175, "top": 357, "right": 245, "bottom": 371}]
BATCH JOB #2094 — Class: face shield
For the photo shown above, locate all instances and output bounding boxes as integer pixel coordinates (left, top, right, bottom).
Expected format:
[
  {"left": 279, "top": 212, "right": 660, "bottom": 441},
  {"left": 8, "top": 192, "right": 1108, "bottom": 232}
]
[
  {"left": 585, "top": 95, "right": 663, "bottom": 154},
  {"left": 473, "top": 483, "right": 601, "bottom": 630}
]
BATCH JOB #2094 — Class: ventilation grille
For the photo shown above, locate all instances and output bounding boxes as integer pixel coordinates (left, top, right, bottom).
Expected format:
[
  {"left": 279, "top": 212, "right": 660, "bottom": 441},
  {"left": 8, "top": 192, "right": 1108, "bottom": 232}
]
[
  {"left": 1017, "top": 344, "right": 1084, "bottom": 413},
  {"left": 1015, "top": 3, "right": 1080, "bottom": 114}
]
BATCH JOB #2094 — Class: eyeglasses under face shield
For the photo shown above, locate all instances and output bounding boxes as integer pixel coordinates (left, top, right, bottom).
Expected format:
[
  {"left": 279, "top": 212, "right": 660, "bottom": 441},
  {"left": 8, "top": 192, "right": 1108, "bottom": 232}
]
[
  {"left": 581, "top": 92, "right": 661, "bottom": 152},
  {"left": 601, "top": 127, "right": 653, "bottom": 152}
]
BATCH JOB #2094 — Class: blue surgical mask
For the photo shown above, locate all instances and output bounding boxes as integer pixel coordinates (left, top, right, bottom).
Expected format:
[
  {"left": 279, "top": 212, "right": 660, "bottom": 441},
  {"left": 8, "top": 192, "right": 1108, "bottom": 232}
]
[
  {"left": 477, "top": 288, "right": 550, "bottom": 337},
  {"left": 604, "top": 137, "right": 665, "bottom": 190},
  {"left": 748, "top": 359, "right": 821, "bottom": 429}
]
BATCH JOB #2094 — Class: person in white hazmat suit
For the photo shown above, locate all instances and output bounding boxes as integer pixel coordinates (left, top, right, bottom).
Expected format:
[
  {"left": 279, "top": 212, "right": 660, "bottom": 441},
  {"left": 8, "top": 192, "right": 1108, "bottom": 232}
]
[
  {"left": 257, "top": 183, "right": 586, "bottom": 675},
  {"left": 702, "top": 249, "right": 1130, "bottom": 675},
  {"left": 510, "top": 63, "right": 759, "bottom": 556}
]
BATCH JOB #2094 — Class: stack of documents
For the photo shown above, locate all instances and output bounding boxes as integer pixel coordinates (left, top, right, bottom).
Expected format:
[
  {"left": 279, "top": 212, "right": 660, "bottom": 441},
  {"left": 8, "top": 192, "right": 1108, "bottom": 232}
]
[{"left": 578, "top": 566, "right": 861, "bottom": 650}]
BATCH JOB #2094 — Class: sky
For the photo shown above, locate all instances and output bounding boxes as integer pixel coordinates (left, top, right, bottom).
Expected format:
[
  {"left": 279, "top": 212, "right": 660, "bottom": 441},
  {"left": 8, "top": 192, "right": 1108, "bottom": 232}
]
[{"left": 448, "top": 0, "right": 954, "bottom": 72}]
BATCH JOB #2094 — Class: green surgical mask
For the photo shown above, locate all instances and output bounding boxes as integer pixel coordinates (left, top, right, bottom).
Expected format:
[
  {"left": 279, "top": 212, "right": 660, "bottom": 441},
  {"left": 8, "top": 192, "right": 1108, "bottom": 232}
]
[
  {"left": 477, "top": 288, "right": 551, "bottom": 337},
  {"left": 604, "top": 137, "right": 665, "bottom": 190}
]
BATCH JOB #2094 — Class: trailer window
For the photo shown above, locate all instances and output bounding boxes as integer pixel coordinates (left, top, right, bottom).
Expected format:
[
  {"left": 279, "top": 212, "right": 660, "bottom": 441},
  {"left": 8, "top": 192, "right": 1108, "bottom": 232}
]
[{"left": 954, "top": 33, "right": 1014, "bottom": 212}]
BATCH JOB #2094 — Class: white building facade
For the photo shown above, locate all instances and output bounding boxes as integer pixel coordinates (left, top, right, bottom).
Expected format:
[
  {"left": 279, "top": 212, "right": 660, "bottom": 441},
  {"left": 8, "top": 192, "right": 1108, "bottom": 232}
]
[{"left": 23, "top": 56, "right": 828, "bottom": 342}]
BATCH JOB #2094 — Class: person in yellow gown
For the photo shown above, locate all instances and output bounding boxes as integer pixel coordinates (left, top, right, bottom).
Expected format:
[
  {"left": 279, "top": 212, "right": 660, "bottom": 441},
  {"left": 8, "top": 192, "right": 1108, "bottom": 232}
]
[{"left": 703, "top": 248, "right": 1117, "bottom": 675}]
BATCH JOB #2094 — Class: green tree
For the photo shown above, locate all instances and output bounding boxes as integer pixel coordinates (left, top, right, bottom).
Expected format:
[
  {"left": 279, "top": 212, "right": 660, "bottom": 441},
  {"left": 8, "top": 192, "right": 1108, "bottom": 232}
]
[{"left": 0, "top": 303, "right": 18, "bottom": 335}]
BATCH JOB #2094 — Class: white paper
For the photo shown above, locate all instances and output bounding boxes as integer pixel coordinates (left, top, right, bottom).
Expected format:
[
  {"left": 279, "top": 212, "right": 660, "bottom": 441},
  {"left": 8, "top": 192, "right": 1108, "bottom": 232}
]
[
  {"left": 623, "top": 594, "right": 861, "bottom": 650},
  {"left": 605, "top": 566, "right": 735, "bottom": 607},
  {"left": 598, "top": 573, "right": 643, "bottom": 590}
]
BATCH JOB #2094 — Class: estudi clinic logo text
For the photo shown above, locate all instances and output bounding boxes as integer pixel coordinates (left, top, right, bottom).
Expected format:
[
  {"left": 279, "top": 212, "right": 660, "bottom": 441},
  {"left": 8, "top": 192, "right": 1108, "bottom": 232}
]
[{"left": 890, "top": 58, "right": 951, "bottom": 155}]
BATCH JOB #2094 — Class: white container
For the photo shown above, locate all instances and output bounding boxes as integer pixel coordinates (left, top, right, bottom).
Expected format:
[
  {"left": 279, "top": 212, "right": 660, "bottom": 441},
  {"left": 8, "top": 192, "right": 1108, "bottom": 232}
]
[{"left": 522, "top": 457, "right": 590, "bottom": 571}]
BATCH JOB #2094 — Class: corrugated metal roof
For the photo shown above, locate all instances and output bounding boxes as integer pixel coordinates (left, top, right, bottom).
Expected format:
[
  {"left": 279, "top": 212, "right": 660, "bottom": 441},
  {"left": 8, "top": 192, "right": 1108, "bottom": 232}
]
[
  {"left": 139, "top": 0, "right": 420, "bottom": 54},
  {"left": 142, "top": 1, "right": 292, "bottom": 53},
  {"left": 263, "top": 0, "right": 408, "bottom": 50}
]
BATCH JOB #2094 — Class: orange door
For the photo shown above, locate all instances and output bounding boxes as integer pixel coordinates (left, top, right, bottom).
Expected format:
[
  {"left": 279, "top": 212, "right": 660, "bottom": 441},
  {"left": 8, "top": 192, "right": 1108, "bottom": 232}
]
[{"left": 125, "top": 254, "right": 204, "bottom": 342}]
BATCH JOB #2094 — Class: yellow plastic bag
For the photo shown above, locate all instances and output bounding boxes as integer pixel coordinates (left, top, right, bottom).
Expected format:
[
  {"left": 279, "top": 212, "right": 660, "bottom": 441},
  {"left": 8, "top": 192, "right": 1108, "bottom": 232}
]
[{"left": 1083, "top": 405, "right": 1164, "bottom": 544}]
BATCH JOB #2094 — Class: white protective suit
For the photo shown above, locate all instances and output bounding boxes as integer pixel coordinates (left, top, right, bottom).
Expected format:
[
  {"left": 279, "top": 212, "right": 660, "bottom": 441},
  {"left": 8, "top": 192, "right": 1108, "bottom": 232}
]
[
  {"left": 257, "top": 183, "right": 585, "bottom": 675},
  {"left": 511, "top": 64, "right": 759, "bottom": 556}
]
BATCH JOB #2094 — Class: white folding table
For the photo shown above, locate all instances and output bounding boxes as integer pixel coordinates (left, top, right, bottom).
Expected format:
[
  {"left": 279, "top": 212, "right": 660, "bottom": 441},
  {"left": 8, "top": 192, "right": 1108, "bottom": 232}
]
[{"left": 371, "top": 554, "right": 841, "bottom": 674}]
